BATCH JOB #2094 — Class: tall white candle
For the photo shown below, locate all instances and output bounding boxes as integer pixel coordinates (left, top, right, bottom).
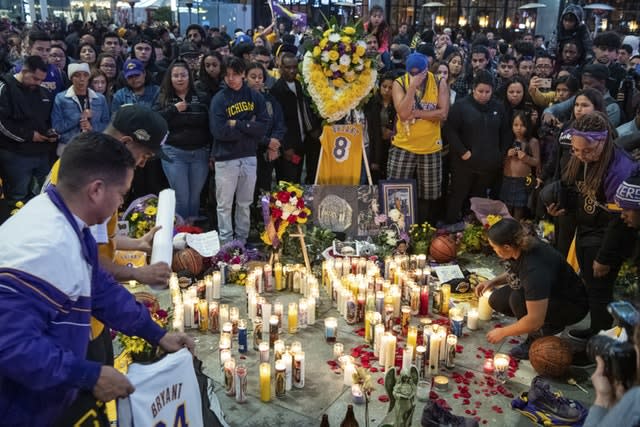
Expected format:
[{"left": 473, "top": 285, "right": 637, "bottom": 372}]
[
  {"left": 205, "top": 276, "right": 213, "bottom": 303},
  {"left": 478, "top": 292, "right": 493, "bottom": 321},
  {"left": 283, "top": 351, "right": 293, "bottom": 391},
  {"left": 402, "top": 345, "right": 414, "bottom": 373},
  {"left": 374, "top": 323, "right": 385, "bottom": 357},
  {"left": 467, "top": 308, "right": 479, "bottom": 330},
  {"left": 429, "top": 332, "right": 441, "bottom": 374},
  {"left": 383, "top": 334, "right": 397, "bottom": 372},
  {"left": 307, "top": 296, "right": 316, "bottom": 325},
  {"left": 262, "top": 303, "right": 272, "bottom": 342},
  {"left": 184, "top": 299, "right": 194, "bottom": 329},
  {"left": 343, "top": 362, "right": 356, "bottom": 386},
  {"left": 212, "top": 271, "right": 221, "bottom": 299},
  {"left": 150, "top": 188, "right": 176, "bottom": 269}
]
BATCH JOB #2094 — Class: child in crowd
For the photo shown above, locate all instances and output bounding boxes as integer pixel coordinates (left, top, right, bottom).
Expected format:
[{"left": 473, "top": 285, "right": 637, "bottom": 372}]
[{"left": 501, "top": 110, "right": 540, "bottom": 219}]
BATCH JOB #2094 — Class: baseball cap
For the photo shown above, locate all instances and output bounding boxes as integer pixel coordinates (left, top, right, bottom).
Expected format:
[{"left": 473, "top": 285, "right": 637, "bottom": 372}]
[
  {"left": 582, "top": 63, "right": 609, "bottom": 81},
  {"left": 391, "top": 44, "right": 411, "bottom": 64},
  {"left": 123, "top": 58, "right": 145, "bottom": 79},
  {"left": 68, "top": 62, "right": 90, "bottom": 78},
  {"left": 406, "top": 53, "right": 429, "bottom": 74},
  {"left": 234, "top": 34, "right": 252, "bottom": 46},
  {"left": 112, "top": 104, "right": 170, "bottom": 161}
]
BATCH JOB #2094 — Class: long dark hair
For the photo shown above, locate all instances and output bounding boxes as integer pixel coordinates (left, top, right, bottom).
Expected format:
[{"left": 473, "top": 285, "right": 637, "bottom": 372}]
[
  {"left": 562, "top": 111, "right": 615, "bottom": 199},
  {"left": 198, "top": 51, "right": 223, "bottom": 88},
  {"left": 366, "top": 5, "right": 388, "bottom": 48},
  {"left": 503, "top": 76, "right": 528, "bottom": 110},
  {"left": 570, "top": 88, "right": 605, "bottom": 122},
  {"left": 157, "top": 59, "right": 195, "bottom": 107},
  {"left": 487, "top": 218, "right": 535, "bottom": 250},
  {"left": 512, "top": 110, "right": 533, "bottom": 141}
]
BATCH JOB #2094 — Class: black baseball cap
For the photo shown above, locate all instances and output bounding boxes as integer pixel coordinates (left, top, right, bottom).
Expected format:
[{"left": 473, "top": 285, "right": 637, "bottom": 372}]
[{"left": 111, "top": 104, "right": 170, "bottom": 161}]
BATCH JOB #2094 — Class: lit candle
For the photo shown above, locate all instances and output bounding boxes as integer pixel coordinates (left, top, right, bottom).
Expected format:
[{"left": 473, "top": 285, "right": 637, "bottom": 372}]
[
  {"left": 483, "top": 357, "right": 495, "bottom": 374},
  {"left": 128, "top": 279, "right": 137, "bottom": 289},
  {"left": 374, "top": 323, "right": 385, "bottom": 357},
  {"left": 441, "top": 284, "right": 450, "bottom": 316},
  {"left": 274, "top": 339, "right": 285, "bottom": 362},
  {"left": 219, "top": 348, "right": 231, "bottom": 367},
  {"left": 407, "top": 326, "right": 417, "bottom": 357},
  {"left": 184, "top": 299, "right": 194, "bottom": 329},
  {"left": 494, "top": 353, "right": 510, "bottom": 383},
  {"left": 288, "top": 302, "right": 298, "bottom": 334},
  {"left": 416, "top": 379, "right": 429, "bottom": 401},
  {"left": 293, "top": 351, "right": 305, "bottom": 388},
  {"left": 230, "top": 306, "right": 239, "bottom": 335},
  {"left": 248, "top": 294, "right": 257, "bottom": 321},
  {"left": 478, "top": 291, "right": 493, "bottom": 321},
  {"left": 324, "top": 317, "right": 338, "bottom": 343},
  {"left": 223, "top": 358, "right": 236, "bottom": 396},
  {"left": 415, "top": 345, "right": 426, "bottom": 379},
  {"left": 282, "top": 351, "right": 293, "bottom": 391},
  {"left": 467, "top": 308, "right": 479, "bottom": 330},
  {"left": 269, "top": 315, "right": 279, "bottom": 347},
  {"left": 343, "top": 361, "right": 356, "bottom": 386},
  {"left": 263, "top": 264, "right": 273, "bottom": 292},
  {"left": 434, "top": 375, "right": 449, "bottom": 391},
  {"left": 352, "top": 384, "right": 365, "bottom": 404},
  {"left": 445, "top": 334, "right": 457, "bottom": 369},
  {"left": 212, "top": 271, "right": 221, "bottom": 299},
  {"left": 381, "top": 333, "right": 397, "bottom": 371},
  {"left": 219, "top": 303, "right": 230, "bottom": 325},
  {"left": 402, "top": 345, "right": 413, "bottom": 373},
  {"left": 429, "top": 331, "right": 441, "bottom": 373},
  {"left": 259, "top": 341, "right": 270, "bottom": 363},
  {"left": 298, "top": 298, "right": 308, "bottom": 329},
  {"left": 410, "top": 286, "right": 420, "bottom": 315},
  {"left": 419, "top": 285, "right": 429, "bottom": 316},
  {"left": 255, "top": 266, "right": 264, "bottom": 293},
  {"left": 208, "top": 301, "right": 219, "bottom": 333},
  {"left": 391, "top": 286, "right": 401, "bottom": 317},
  {"left": 273, "top": 301, "right": 283, "bottom": 331},
  {"left": 274, "top": 262, "right": 283, "bottom": 291},
  {"left": 259, "top": 362, "right": 271, "bottom": 402},
  {"left": 198, "top": 299, "right": 208, "bottom": 332},
  {"left": 438, "top": 326, "right": 447, "bottom": 362},
  {"left": 401, "top": 305, "right": 411, "bottom": 335}
]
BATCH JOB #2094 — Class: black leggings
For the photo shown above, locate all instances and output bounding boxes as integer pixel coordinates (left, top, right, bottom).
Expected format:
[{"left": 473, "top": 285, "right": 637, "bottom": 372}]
[{"left": 489, "top": 285, "right": 588, "bottom": 333}]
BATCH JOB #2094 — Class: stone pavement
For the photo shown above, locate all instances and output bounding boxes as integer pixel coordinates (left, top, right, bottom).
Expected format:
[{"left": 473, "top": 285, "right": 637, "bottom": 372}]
[{"left": 136, "top": 276, "right": 595, "bottom": 426}]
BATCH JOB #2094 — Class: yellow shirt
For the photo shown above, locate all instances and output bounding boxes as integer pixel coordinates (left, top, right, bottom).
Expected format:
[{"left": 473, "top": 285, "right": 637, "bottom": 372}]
[{"left": 392, "top": 72, "right": 442, "bottom": 155}]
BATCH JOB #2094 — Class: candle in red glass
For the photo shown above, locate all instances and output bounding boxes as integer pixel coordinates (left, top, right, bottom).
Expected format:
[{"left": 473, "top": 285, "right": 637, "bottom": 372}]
[
  {"left": 419, "top": 285, "right": 429, "bottom": 316},
  {"left": 483, "top": 357, "right": 495, "bottom": 374}
]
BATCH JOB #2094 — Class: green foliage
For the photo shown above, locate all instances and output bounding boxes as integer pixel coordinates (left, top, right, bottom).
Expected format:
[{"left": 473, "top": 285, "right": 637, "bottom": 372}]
[{"left": 153, "top": 6, "right": 173, "bottom": 24}]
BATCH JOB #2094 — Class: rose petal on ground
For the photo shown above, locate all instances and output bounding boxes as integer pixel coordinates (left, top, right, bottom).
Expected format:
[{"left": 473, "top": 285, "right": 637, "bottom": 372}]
[{"left": 378, "top": 395, "right": 389, "bottom": 402}]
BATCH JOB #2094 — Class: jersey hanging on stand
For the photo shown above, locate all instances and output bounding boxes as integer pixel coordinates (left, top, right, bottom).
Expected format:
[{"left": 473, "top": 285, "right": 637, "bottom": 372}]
[
  {"left": 118, "top": 348, "right": 203, "bottom": 427},
  {"left": 316, "top": 124, "right": 364, "bottom": 185}
]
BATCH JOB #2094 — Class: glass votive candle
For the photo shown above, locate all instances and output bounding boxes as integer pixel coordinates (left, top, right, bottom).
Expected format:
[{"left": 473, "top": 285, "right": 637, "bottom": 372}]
[
  {"left": 433, "top": 375, "right": 449, "bottom": 391},
  {"left": 259, "top": 341, "right": 270, "bottom": 363},
  {"left": 483, "top": 357, "right": 495, "bottom": 375},
  {"left": 494, "top": 353, "right": 510, "bottom": 383},
  {"left": 351, "top": 384, "right": 365, "bottom": 404},
  {"left": 416, "top": 379, "right": 430, "bottom": 401},
  {"left": 333, "top": 342, "right": 344, "bottom": 359},
  {"left": 324, "top": 317, "right": 338, "bottom": 343}
]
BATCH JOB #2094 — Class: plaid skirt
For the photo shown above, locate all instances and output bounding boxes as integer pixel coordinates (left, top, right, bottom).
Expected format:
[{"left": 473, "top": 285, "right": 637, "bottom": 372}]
[
  {"left": 500, "top": 176, "right": 529, "bottom": 208},
  {"left": 387, "top": 146, "right": 442, "bottom": 200}
]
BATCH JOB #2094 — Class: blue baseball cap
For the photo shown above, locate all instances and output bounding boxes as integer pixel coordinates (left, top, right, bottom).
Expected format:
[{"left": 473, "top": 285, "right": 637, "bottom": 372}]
[
  {"left": 123, "top": 58, "right": 145, "bottom": 78},
  {"left": 406, "top": 53, "right": 429, "bottom": 74}
]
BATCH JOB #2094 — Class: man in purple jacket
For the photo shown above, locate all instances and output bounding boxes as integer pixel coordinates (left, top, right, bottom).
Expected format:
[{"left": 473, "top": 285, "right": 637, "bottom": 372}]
[{"left": 0, "top": 132, "right": 194, "bottom": 426}]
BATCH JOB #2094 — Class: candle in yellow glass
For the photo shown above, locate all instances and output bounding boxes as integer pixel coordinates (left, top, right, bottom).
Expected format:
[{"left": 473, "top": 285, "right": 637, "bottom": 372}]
[
  {"left": 440, "top": 284, "right": 450, "bottom": 316},
  {"left": 407, "top": 325, "right": 417, "bottom": 357},
  {"left": 274, "top": 262, "right": 283, "bottom": 291},
  {"left": 288, "top": 302, "right": 298, "bottom": 334},
  {"left": 478, "top": 291, "right": 493, "bottom": 321},
  {"left": 259, "top": 362, "right": 271, "bottom": 402}
]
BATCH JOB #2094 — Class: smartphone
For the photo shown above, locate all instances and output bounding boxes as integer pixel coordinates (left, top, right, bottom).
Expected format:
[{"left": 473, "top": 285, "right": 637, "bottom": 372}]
[
  {"left": 539, "top": 78, "right": 552, "bottom": 89},
  {"left": 608, "top": 301, "right": 639, "bottom": 328}
]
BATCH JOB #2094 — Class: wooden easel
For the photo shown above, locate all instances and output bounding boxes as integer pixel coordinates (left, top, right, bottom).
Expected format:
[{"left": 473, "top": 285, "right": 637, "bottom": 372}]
[{"left": 268, "top": 224, "right": 311, "bottom": 272}]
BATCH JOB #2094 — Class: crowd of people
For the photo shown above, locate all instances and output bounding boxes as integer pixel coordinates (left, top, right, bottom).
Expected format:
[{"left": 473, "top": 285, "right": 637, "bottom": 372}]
[{"left": 0, "top": 3, "right": 640, "bottom": 425}]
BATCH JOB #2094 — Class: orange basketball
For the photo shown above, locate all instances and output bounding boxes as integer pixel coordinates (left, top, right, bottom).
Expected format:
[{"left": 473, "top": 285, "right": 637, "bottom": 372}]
[
  {"left": 172, "top": 247, "right": 203, "bottom": 276},
  {"left": 529, "top": 336, "right": 573, "bottom": 378},
  {"left": 429, "top": 235, "right": 457, "bottom": 263}
]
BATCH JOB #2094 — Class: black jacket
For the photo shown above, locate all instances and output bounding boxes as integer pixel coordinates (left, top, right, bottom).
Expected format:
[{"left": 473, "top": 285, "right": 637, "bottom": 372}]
[
  {"left": 0, "top": 73, "right": 55, "bottom": 155},
  {"left": 364, "top": 93, "right": 396, "bottom": 167},
  {"left": 443, "top": 96, "right": 511, "bottom": 172},
  {"left": 153, "top": 89, "right": 211, "bottom": 150},
  {"left": 270, "top": 78, "right": 321, "bottom": 153}
]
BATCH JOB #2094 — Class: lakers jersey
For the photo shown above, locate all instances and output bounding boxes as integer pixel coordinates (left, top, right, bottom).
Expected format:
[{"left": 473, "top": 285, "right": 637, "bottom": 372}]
[
  {"left": 118, "top": 348, "right": 203, "bottom": 427},
  {"left": 316, "top": 124, "right": 364, "bottom": 185}
]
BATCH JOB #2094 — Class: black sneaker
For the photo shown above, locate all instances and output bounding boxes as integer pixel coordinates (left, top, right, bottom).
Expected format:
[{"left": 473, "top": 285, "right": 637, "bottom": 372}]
[
  {"left": 526, "top": 376, "right": 583, "bottom": 423},
  {"left": 509, "top": 336, "right": 533, "bottom": 360},
  {"left": 568, "top": 328, "right": 595, "bottom": 341},
  {"left": 570, "top": 350, "right": 596, "bottom": 368},
  {"left": 421, "top": 400, "right": 479, "bottom": 427}
]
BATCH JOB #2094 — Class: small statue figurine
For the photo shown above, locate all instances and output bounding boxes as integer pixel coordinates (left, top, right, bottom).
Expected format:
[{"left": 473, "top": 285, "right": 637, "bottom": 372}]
[{"left": 384, "top": 366, "right": 419, "bottom": 427}]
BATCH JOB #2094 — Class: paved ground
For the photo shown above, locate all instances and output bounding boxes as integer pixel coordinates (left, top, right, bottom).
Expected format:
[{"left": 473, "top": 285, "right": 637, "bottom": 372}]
[{"left": 136, "top": 253, "right": 595, "bottom": 427}]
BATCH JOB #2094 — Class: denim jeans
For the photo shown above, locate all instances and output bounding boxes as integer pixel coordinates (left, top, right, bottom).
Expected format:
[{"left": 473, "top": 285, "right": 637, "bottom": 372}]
[
  {"left": 0, "top": 149, "right": 51, "bottom": 205},
  {"left": 161, "top": 145, "right": 210, "bottom": 220},
  {"left": 215, "top": 156, "right": 257, "bottom": 244}
]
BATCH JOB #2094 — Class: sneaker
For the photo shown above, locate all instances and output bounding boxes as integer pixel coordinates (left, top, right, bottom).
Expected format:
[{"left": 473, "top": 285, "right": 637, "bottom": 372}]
[
  {"left": 526, "top": 376, "right": 583, "bottom": 422},
  {"left": 568, "top": 328, "right": 595, "bottom": 341},
  {"left": 421, "top": 400, "right": 479, "bottom": 427},
  {"left": 509, "top": 333, "right": 539, "bottom": 360},
  {"left": 570, "top": 350, "right": 596, "bottom": 368}
]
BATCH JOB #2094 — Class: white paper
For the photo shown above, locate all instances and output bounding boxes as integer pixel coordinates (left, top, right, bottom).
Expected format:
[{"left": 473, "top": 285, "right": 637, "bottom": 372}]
[
  {"left": 433, "top": 265, "right": 465, "bottom": 283},
  {"left": 186, "top": 231, "right": 220, "bottom": 257},
  {"left": 150, "top": 189, "right": 175, "bottom": 266}
]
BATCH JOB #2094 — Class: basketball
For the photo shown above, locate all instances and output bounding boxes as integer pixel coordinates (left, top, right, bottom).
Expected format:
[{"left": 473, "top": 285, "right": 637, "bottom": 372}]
[
  {"left": 529, "top": 336, "right": 573, "bottom": 378},
  {"left": 172, "top": 248, "right": 203, "bottom": 276},
  {"left": 429, "top": 235, "right": 457, "bottom": 263}
]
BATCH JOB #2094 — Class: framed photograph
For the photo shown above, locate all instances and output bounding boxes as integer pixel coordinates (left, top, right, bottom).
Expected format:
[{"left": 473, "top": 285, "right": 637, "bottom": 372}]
[{"left": 378, "top": 179, "right": 417, "bottom": 231}]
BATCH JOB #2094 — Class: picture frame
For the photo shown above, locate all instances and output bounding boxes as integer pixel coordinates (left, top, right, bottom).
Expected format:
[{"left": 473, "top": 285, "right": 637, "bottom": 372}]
[{"left": 378, "top": 179, "right": 417, "bottom": 231}]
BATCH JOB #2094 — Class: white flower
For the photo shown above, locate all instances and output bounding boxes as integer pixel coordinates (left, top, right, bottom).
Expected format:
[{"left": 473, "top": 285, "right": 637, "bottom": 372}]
[
  {"left": 339, "top": 54, "right": 351, "bottom": 66},
  {"left": 321, "top": 51, "right": 330, "bottom": 63},
  {"left": 330, "top": 63, "right": 340, "bottom": 72},
  {"left": 355, "top": 63, "right": 364, "bottom": 71},
  {"left": 275, "top": 200, "right": 283, "bottom": 208},
  {"left": 290, "top": 196, "right": 298, "bottom": 205},
  {"left": 388, "top": 208, "right": 402, "bottom": 223},
  {"left": 328, "top": 33, "right": 341, "bottom": 43},
  {"left": 356, "top": 40, "right": 367, "bottom": 50},
  {"left": 282, "top": 211, "right": 290, "bottom": 220},
  {"left": 344, "top": 71, "right": 355, "bottom": 81}
]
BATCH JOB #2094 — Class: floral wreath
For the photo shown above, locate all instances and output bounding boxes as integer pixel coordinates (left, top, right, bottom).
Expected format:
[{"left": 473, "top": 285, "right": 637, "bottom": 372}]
[
  {"left": 261, "top": 182, "right": 311, "bottom": 248},
  {"left": 301, "top": 19, "right": 378, "bottom": 122}
]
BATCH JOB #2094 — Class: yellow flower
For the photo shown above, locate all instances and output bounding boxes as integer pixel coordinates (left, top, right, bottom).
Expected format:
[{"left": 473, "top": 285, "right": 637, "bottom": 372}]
[
  {"left": 323, "top": 29, "right": 332, "bottom": 38},
  {"left": 319, "top": 38, "right": 328, "bottom": 49},
  {"left": 340, "top": 36, "right": 352, "bottom": 44},
  {"left": 131, "top": 212, "right": 139, "bottom": 221},
  {"left": 333, "top": 78, "right": 344, "bottom": 88},
  {"left": 339, "top": 64, "right": 349, "bottom": 73},
  {"left": 355, "top": 45, "right": 366, "bottom": 57},
  {"left": 324, "top": 68, "right": 334, "bottom": 77},
  {"left": 15, "top": 201, "right": 24, "bottom": 208},
  {"left": 328, "top": 50, "right": 339, "bottom": 62},
  {"left": 313, "top": 46, "right": 321, "bottom": 57},
  {"left": 343, "top": 26, "right": 356, "bottom": 35},
  {"left": 344, "top": 45, "right": 351, "bottom": 53},
  {"left": 144, "top": 206, "right": 157, "bottom": 216}
]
